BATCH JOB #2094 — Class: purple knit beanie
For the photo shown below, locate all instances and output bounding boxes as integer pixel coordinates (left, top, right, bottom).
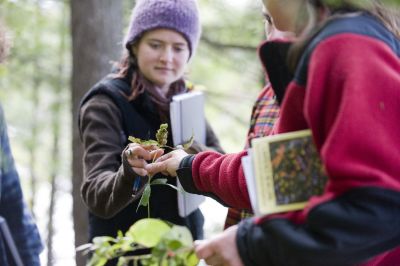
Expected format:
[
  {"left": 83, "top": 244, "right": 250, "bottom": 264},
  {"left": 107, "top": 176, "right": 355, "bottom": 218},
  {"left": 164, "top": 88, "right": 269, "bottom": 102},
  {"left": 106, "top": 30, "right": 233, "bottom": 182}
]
[{"left": 124, "top": 0, "right": 201, "bottom": 59}]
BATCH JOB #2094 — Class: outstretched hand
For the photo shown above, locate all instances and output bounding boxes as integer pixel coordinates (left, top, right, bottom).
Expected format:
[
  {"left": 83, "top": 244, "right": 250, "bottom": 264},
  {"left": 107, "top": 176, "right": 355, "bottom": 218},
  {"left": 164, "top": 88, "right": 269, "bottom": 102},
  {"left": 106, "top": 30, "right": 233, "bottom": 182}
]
[
  {"left": 194, "top": 225, "right": 244, "bottom": 266},
  {"left": 125, "top": 143, "right": 164, "bottom": 176},
  {"left": 145, "top": 149, "right": 188, "bottom": 177}
]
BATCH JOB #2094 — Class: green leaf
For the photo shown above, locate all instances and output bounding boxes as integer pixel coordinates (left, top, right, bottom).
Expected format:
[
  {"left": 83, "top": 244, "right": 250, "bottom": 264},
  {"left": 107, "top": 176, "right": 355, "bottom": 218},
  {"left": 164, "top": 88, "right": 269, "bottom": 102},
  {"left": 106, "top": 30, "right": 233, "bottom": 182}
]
[
  {"left": 128, "top": 136, "right": 159, "bottom": 146},
  {"left": 182, "top": 134, "right": 195, "bottom": 150},
  {"left": 88, "top": 255, "right": 108, "bottom": 266},
  {"left": 136, "top": 184, "right": 151, "bottom": 212},
  {"left": 167, "top": 259, "right": 177, "bottom": 266},
  {"left": 185, "top": 251, "right": 200, "bottom": 266},
  {"left": 165, "top": 239, "right": 183, "bottom": 250},
  {"left": 117, "top": 257, "right": 127, "bottom": 266},
  {"left": 128, "top": 136, "right": 141, "bottom": 143},
  {"left": 165, "top": 225, "right": 193, "bottom": 247},
  {"left": 141, "top": 139, "right": 159, "bottom": 146},
  {"left": 126, "top": 218, "right": 171, "bottom": 248}
]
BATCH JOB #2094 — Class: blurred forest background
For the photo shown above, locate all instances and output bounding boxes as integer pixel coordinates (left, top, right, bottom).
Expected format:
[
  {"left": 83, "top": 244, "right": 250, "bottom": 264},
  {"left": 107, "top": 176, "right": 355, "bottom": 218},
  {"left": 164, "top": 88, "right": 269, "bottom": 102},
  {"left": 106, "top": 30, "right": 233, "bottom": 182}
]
[{"left": 0, "top": 0, "right": 266, "bottom": 265}]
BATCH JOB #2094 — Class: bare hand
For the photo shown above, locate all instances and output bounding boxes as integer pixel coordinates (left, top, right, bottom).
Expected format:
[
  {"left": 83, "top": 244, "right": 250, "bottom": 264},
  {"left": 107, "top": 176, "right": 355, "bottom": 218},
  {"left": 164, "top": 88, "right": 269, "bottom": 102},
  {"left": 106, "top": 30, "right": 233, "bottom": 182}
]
[
  {"left": 195, "top": 225, "right": 244, "bottom": 266},
  {"left": 145, "top": 149, "right": 188, "bottom": 177},
  {"left": 125, "top": 143, "right": 164, "bottom": 176}
]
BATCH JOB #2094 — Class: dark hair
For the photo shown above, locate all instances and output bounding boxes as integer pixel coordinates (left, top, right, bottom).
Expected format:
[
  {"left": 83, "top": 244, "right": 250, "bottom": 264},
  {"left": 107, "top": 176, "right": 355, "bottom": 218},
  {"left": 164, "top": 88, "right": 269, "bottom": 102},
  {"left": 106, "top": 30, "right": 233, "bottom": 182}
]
[{"left": 288, "top": 0, "right": 400, "bottom": 71}]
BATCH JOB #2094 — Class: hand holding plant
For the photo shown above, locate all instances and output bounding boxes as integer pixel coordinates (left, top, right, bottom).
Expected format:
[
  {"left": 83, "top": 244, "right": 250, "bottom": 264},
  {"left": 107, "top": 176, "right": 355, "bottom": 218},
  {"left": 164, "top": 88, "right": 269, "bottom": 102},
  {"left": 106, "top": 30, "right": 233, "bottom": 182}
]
[
  {"left": 125, "top": 143, "right": 164, "bottom": 177},
  {"left": 145, "top": 149, "right": 189, "bottom": 177},
  {"left": 124, "top": 123, "right": 193, "bottom": 214}
]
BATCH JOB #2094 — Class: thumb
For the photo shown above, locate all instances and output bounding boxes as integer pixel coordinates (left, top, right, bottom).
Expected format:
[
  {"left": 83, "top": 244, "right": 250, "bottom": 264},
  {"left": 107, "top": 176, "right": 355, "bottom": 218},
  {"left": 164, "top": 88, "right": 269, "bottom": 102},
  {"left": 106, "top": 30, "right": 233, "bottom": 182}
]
[
  {"left": 194, "top": 240, "right": 214, "bottom": 259},
  {"left": 149, "top": 148, "right": 164, "bottom": 161}
]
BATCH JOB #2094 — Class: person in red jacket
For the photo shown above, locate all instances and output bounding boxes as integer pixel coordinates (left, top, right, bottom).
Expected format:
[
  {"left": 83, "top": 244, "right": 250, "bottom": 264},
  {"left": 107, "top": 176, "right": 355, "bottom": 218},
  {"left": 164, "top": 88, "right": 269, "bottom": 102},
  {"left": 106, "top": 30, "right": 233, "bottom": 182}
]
[{"left": 135, "top": 0, "right": 400, "bottom": 265}]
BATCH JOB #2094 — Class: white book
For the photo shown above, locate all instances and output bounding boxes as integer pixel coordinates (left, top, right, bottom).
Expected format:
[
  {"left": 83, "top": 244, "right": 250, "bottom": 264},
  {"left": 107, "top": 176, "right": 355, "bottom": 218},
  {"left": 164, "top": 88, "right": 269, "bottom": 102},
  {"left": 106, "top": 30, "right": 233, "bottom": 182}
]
[
  {"left": 241, "top": 152, "right": 261, "bottom": 215},
  {"left": 170, "top": 91, "right": 206, "bottom": 217}
]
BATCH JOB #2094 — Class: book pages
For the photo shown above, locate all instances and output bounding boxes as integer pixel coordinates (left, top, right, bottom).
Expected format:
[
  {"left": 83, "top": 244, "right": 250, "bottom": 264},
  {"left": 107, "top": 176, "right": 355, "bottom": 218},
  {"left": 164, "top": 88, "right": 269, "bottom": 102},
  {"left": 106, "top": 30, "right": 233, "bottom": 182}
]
[{"left": 241, "top": 153, "right": 260, "bottom": 215}]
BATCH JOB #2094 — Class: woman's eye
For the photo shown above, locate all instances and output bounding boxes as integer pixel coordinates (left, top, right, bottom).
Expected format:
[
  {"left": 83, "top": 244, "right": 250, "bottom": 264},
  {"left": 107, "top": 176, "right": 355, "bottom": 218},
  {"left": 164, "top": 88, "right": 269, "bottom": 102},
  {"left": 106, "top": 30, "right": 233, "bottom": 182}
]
[
  {"left": 263, "top": 13, "right": 272, "bottom": 25},
  {"left": 149, "top": 43, "right": 161, "bottom": 49},
  {"left": 173, "top": 46, "right": 184, "bottom": 52}
]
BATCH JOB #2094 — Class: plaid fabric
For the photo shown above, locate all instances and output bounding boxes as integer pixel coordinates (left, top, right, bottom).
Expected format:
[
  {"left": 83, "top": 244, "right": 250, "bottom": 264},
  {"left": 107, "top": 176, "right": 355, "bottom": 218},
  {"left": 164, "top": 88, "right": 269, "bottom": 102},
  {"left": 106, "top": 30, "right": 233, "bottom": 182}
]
[
  {"left": 224, "top": 85, "right": 279, "bottom": 229},
  {"left": 0, "top": 105, "right": 43, "bottom": 265},
  {"left": 245, "top": 86, "right": 279, "bottom": 148}
]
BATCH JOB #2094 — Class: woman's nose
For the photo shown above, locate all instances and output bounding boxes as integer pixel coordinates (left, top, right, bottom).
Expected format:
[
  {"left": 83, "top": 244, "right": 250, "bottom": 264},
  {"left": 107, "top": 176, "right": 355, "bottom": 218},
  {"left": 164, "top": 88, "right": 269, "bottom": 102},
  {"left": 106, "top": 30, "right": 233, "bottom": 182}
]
[{"left": 159, "top": 47, "right": 173, "bottom": 63}]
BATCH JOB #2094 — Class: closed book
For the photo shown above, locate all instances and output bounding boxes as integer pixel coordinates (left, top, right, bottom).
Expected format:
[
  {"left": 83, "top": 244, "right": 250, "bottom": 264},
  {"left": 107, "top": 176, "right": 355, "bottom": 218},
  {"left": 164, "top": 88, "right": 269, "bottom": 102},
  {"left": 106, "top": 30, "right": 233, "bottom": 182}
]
[
  {"left": 243, "top": 129, "right": 327, "bottom": 215},
  {"left": 170, "top": 91, "right": 206, "bottom": 217}
]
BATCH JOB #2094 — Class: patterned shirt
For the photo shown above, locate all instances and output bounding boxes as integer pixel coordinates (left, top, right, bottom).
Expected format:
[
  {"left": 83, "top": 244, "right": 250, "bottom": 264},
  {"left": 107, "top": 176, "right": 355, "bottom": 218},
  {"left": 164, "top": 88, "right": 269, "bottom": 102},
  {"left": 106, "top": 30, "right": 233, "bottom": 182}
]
[
  {"left": 0, "top": 105, "right": 43, "bottom": 265},
  {"left": 224, "top": 85, "right": 279, "bottom": 229}
]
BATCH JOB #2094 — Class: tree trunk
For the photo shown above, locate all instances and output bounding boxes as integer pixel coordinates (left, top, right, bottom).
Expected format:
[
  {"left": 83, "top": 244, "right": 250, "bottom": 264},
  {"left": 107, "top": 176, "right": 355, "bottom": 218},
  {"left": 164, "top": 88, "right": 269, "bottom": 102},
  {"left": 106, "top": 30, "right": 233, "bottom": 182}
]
[{"left": 70, "top": 1, "right": 123, "bottom": 265}]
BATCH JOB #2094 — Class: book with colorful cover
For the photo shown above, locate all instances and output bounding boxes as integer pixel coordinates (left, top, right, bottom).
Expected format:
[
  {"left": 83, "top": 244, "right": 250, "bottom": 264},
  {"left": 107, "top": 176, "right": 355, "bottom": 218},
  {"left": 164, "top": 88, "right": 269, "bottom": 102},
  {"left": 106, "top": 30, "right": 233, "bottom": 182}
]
[{"left": 243, "top": 129, "right": 327, "bottom": 215}]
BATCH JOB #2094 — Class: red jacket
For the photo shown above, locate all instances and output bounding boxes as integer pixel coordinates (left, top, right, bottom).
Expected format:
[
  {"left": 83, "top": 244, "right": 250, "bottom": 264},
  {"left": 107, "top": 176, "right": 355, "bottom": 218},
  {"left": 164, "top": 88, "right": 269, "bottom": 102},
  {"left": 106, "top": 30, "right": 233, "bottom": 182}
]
[{"left": 177, "top": 13, "right": 400, "bottom": 266}]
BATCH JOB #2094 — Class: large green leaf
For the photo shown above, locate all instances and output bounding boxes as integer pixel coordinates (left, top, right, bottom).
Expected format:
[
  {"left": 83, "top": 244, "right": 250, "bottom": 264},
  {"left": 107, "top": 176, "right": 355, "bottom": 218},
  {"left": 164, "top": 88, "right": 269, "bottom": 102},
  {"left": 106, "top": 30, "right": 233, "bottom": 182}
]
[
  {"left": 126, "top": 218, "right": 171, "bottom": 248},
  {"left": 164, "top": 225, "right": 193, "bottom": 247}
]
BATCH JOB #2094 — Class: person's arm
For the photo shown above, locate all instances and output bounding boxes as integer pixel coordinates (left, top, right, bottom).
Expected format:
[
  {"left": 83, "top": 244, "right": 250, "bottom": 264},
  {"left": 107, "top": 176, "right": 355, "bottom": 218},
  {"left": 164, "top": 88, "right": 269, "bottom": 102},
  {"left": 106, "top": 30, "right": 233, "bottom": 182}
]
[
  {"left": 0, "top": 107, "right": 43, "bottom": 265},
  {"left": 186, "top": 151, "right": 251, "bottom": 209},
  {"left": 148, "top": 149, "right": 251, "bottom": 209},
  {"left": 80, "top": 94, "right": 147, "bottom": 218},
  {"left": 236, "top": 32, "right": 400, "bottom": 266}
]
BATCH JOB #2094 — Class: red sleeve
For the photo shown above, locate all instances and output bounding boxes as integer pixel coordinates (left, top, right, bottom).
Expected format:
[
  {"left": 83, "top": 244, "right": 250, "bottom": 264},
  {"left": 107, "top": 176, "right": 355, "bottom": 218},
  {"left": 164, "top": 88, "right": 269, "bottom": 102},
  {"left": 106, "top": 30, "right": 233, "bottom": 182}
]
[{"left": 192, "top": 150, "right": 251, "bottom": 209}]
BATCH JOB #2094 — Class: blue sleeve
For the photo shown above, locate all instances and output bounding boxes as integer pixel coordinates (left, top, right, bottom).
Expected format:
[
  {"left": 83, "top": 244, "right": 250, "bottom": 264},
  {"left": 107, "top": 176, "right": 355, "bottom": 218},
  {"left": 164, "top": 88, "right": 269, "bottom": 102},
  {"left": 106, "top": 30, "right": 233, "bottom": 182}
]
[{"left": 0, "top": 106, "right": 43, "bottom": 265}]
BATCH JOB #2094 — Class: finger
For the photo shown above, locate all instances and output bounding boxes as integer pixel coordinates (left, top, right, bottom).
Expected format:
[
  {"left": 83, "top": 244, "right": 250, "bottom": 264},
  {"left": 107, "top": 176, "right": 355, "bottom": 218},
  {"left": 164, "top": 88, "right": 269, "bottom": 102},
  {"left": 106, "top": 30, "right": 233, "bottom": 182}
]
[
  {"left": 149, "top": 149, "right": 164, "bottom": 161},
  {"left": 161, "top": 170, "right": 170, "bottom": 176},
  {"left": 142, "top": 144, "right": 159, "bottom": 151},
  {"left": 194, "top": 240, "right": 205, "bottom": 247},
  {"left": 126, "top": 145, "right": 153, "bottom": 160},
  {"left": 126, "top": 158, "right": 148, "bottom": 168},
  {"left": 145, "top": 161, "right": 167, "bottom": 175},
  {"left": 195, "top": 240, "right": 215, "bottom": 260},
  {"left": 131, "top": 167, "right": 148, "bottom": 177},
  {"left": 154, "top": 152, "right": 173, "bottom": 163}
]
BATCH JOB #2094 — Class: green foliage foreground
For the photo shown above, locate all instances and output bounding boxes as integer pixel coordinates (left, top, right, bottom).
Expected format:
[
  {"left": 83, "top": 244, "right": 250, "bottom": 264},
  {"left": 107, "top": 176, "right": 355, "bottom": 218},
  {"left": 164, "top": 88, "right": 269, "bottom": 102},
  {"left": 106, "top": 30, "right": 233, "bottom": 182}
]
[{"left": 77, "top": 218, "right": 199, "bottom": 266}]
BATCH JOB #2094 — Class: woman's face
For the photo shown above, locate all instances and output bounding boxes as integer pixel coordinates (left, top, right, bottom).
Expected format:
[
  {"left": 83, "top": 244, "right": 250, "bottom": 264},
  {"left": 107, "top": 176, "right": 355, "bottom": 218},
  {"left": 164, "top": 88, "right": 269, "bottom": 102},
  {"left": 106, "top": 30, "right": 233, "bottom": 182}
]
[
  {"left": 262, "top": 0, "right": 304, "bottom": 32},
  {"left": 133, "top": 28, "right": 190, "bottom": 89},
  {"left": 263, "top": 7, "right": 295, "bottom": 40}
]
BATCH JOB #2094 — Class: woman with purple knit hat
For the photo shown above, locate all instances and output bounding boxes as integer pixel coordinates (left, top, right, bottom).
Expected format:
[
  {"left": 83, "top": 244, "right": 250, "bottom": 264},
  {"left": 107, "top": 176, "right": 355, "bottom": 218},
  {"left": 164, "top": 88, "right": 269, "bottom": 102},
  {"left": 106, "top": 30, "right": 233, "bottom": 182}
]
[{"left": 78, "top": 0, "right": 223, "bottom": 261}]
